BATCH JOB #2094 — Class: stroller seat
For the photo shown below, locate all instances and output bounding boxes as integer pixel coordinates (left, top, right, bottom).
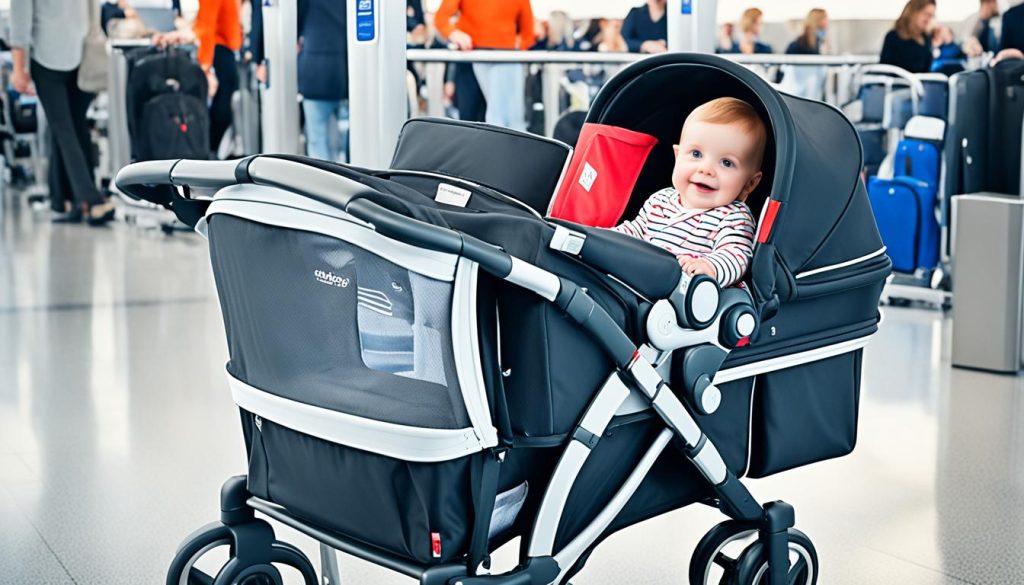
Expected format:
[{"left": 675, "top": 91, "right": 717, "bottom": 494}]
[{"left": 117, "top": 53, "right": 890, "bottom": 585}]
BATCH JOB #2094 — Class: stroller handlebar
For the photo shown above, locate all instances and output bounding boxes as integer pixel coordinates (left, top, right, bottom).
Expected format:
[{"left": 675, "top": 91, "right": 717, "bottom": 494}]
[{"left": 116, "top": 156, "right": 520, "bottom": 283}]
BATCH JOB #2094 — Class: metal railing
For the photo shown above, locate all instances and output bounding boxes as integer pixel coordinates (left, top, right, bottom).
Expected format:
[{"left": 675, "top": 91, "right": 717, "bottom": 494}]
[{"left": 406, "top": 49, "right": 878, "bottom": 136}]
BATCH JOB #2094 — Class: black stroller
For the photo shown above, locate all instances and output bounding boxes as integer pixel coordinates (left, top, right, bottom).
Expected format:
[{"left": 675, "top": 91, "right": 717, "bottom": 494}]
[{"left": 116, "top": 53, "right": 889, "bottom": 585}]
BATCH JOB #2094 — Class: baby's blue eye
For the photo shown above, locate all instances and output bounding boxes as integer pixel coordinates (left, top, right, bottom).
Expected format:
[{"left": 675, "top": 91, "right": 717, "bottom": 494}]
[
  {"left": 721, "top": 159, "right": 735, "bottom": 168},
  {"left": 690, "top": 149, "right": 702, "bottom": 159}
]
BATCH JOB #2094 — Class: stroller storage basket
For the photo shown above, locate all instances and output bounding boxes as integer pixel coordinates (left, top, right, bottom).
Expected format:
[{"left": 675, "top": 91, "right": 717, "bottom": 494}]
[{"left": 747, "top": 350, "right": 863, "bottom": 478}]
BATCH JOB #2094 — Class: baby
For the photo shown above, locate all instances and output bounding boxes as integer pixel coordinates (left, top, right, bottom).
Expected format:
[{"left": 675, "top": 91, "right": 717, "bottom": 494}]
[{"left": 614, "top": 97, "right": 765, "bottom": 287}]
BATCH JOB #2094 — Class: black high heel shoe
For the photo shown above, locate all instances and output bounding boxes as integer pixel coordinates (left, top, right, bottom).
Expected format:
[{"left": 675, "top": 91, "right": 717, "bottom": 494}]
[{"left": 86, "top": 203, "right": 116, "bottom": 227}]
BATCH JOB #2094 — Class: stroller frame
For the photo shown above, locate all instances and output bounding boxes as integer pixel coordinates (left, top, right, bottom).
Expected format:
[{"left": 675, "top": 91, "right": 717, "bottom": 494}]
[{"left": 119, "top": 156, "right": 812, "bottom": 585}]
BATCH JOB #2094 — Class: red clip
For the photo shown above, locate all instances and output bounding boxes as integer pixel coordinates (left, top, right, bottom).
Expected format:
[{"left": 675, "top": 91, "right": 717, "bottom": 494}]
[
  {"left": 180, "top": 123, "right": 188, "bottom": 133},
  {"left": 431, "top": 532, "right": 442, "bottom": 558},
  {"left": 736, "top": 337, "right": 750, "bottom": 347},
  {"left": 756, "top": 200, "right": 781, "bottom": 244}
]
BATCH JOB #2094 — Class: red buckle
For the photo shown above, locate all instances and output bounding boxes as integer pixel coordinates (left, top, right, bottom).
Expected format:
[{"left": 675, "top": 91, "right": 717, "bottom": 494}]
[
  {"left": 431, "top": 532, "right": 442, "bottom": 558},
  {"left": 736, "top": 337, "right": 750, "bottom": 347},
  {"left": 756, "top": 200, "right": 781, "bottom": 244}
]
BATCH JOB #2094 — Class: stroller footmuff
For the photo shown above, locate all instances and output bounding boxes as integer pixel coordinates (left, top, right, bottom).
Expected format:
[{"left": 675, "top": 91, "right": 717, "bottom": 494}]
[{"left": 117, "top": 53, "right": 889, "bottom": 585}]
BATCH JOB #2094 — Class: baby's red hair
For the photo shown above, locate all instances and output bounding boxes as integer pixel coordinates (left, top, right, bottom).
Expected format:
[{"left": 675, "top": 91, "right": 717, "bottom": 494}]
[{"left": 684, "top": 97, "right": 768, "bottom": 170}]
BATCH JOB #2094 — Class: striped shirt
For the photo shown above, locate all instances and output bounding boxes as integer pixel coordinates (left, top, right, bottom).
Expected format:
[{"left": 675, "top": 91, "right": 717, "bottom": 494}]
[{"left": 613, "top": 188, "right": 756, "bottom": 287}]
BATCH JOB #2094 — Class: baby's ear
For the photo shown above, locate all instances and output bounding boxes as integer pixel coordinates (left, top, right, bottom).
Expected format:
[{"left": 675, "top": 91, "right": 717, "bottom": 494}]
[
  {"left": 673, "top": 144, "right": 680, "bottom": 157},
  {"left": 740, "top": 171, "right": 763, "bottom": 201}
]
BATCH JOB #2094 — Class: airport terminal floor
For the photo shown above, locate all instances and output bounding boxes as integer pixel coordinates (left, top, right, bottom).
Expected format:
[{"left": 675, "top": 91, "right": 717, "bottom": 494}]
[{"left": 0, "top": 200, "right": 1021, "bottom": 584}]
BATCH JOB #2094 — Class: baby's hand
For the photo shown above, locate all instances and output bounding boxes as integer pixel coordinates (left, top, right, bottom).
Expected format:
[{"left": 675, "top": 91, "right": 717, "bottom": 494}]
[{"left": 678, "top": 256, "right": 717, "bottom": 280}]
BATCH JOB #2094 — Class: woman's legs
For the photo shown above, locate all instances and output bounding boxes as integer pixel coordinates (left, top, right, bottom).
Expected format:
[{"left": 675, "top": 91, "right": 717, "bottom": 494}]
[
  {"left": 210, "top": 45, "right": 240, "bottom": 156},
  {"left": 30, "top": 61, "right": 101, "bottom": 208},
  {"left": 302, "top": 99, "right": 342, "bottom": 162},
  {"left": 471, "top": 63, "right": 526, "bottom": 131}
]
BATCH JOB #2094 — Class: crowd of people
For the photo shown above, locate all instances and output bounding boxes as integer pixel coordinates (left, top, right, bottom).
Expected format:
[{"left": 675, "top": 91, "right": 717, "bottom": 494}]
[{"left": 6, "top": 0, "right": 1023, "bottom": 226}]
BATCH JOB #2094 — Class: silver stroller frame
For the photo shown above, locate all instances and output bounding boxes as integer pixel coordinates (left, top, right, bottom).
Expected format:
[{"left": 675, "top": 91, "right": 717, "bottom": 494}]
[{"left": 117, "top": 156, "right": 816, "bottom": 585}]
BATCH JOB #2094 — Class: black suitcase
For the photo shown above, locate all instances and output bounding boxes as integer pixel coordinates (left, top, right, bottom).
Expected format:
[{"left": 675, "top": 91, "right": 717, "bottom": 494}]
[
  {"left": 126, "top": 48, "right": 210, "bottom": 161},
  {"left": 985, "top": 59, "right": 1024, "bottom": 194},
  {"left": 945, "top": 70, "right": 989, "bottom": 199}
]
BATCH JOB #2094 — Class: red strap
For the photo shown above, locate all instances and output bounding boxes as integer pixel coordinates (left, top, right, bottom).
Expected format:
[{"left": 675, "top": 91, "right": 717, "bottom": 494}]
[
  {"left": 431, "top": 532, "right": 442, "bottom": 558},
  {"left": 756, "top": 200, "right": 781, "bottom": 244}
]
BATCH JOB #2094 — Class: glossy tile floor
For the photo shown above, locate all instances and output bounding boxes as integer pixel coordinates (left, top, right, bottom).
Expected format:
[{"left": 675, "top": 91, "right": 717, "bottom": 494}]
[{"left": 0, "top": 196, "right": 1022, "bottom": 585}]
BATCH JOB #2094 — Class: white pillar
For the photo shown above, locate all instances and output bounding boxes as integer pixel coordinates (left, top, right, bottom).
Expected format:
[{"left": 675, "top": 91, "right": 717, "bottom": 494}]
[
  {"left": 347, "top": 0, "right": 408, "bottom": 168},
  {"left": 260, "top": 0, "right": 301, "bottom": 154},
  {"left": 667, "top": 0, "right": 718, "bottom": 54}
]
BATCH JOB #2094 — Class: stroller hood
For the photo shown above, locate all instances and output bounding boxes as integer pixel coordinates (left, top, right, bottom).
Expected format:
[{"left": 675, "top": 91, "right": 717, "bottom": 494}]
[{"left": 586, "top": 53, "right": 886, "bottom": 312}]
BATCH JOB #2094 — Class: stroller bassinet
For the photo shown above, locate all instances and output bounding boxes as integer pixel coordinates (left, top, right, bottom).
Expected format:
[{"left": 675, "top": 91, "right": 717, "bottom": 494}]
[{"left": 116, "top": 53, "right": 889, "bottom": 585}]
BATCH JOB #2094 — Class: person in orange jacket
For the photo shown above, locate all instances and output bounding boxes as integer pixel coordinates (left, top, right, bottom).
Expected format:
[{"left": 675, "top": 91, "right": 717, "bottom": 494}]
[{"left": 434, "top": 0, "right": 534, "bottom": 131}]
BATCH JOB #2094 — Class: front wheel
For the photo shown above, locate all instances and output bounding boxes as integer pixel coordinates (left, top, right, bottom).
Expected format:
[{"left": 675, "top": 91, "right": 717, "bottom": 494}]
[{"left": 733, "top": 528, "right": 818, "bottom": 585}]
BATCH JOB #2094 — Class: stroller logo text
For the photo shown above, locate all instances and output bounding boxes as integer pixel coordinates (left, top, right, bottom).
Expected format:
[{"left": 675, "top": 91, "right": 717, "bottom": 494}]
[{"left": 314, "top": 269, "right": 350, "bottom": 288}]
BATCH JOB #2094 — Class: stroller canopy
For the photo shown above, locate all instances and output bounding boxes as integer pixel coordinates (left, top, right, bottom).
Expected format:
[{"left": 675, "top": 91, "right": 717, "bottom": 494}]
[{"left": 586, "top": 53, "right": 883, "bottom": 307}]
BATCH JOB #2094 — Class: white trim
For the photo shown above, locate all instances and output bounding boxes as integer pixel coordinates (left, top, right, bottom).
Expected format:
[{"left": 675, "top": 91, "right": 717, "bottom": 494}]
[
  {"left": 228, "top": 374, "right": 485, "bottom": 463},
  {"left": 205, "top": 185, "right": 459, "bottom": 282},
  {"left": 553, "top": 429, "right": 673, "bottom": 581},
  {"left": 794, "top": 247, "right": 888, "bottom": 280},
  {"left": 451, "top": 259, "right": 500, "bottom": 450},
  {"left": 528, "top": 373, "right": 633, "bottom": 558},
  {"left": 713, "top": 335, "right": 873, "bottom": 385},
  {"left": 545, "top": 146, "right": 574, "bottom": 217},
  {"left": 506, "top": 257, "right": 561, "bottom": 301}
]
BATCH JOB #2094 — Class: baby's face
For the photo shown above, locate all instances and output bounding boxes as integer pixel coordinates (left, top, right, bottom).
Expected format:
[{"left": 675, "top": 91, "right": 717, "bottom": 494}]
[{"left": 671, "top": 120, "right": 763, "bottom": 210}]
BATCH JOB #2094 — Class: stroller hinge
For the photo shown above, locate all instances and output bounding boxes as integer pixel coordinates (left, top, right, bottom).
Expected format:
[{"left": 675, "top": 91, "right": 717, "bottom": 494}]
[{"left": 571, "top": 427, "right": 600, "bottom": 450}]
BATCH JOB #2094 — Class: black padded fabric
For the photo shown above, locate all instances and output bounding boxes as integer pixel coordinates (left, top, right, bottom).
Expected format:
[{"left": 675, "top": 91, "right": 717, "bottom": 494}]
[
  {"left": 549, "top": 218, "right": 682, "bottom": 300},
  {"left": 390, "top": 118, "right": 572, "bottom": 215},
  {"left": 747, "top": 350, "right": 862, "bottom": 477}
]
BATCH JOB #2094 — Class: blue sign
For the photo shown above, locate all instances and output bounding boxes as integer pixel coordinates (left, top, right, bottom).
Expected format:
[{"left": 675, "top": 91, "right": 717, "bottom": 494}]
[
  {"left": 356, "top": 0, "right": 375, "bottom": 42},
  {"left": 681, "top": 0, "right": 693, "bottom": 14}
]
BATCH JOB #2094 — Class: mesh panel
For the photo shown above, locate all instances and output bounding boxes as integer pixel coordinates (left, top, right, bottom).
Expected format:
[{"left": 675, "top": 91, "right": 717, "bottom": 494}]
[{"left": 208, "top": 214, "right": 471, "bottom": 429}]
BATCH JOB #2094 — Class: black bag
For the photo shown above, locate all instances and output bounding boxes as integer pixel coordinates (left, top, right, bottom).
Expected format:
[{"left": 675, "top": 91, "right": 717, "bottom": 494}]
[
  {"left": 126, "top": 48, "right": 210, "bottom": 161},
  {"left": 138, "top": 92, "right": 210, "bottom": 161}
]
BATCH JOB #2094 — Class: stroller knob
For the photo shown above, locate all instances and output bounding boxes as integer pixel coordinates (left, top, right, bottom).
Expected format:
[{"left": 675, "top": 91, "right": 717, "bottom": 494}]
[
  {"left": 719, "top": 305, "right": 759, "bottom": 348},
  {"left": 673, "top": 273, "right": 721, "bottom": 330},
  {"left": 690, "top": 374, "right": 722, "bottom": 415}
]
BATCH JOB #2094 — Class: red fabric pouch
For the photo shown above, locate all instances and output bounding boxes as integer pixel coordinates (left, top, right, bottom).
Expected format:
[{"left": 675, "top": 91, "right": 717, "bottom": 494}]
[{"left": 549, "top": 123, "right": 658, "bottom": 227}]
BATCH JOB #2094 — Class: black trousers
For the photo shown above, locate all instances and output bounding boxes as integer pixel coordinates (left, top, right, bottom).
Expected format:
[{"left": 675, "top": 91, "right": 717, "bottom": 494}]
[
  {"left": 210, "top": 45, "right": 240, "bottom": 155},
  {"left": 30, "top": 60, "right": 100, "bottom": 210}
]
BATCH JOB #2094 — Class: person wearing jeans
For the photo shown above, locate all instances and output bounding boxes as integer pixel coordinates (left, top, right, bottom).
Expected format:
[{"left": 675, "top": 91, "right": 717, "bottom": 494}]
[
  {"left": 297, "top": 0, "right": 348, "bottom": 161},
  {"left": 435, "top": 0, "right": 535, "bottom": 132},
  {"left": 302, "top": 99, "right": 348, "bottom": 163}
]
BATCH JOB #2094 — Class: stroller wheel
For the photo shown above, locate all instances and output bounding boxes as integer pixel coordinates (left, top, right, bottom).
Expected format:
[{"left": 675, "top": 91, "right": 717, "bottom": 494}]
[
  {"left": 733, "top": 528, "right": 818, "bottom": 585},
  {"left": 688, "top": 520, "right": 758, "bottom": 585}
]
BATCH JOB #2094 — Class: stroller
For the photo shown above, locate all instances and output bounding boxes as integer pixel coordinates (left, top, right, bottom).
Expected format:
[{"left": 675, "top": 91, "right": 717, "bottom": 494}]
[{"left": 116, "top": 54, "right": 889, "bottom": 585}]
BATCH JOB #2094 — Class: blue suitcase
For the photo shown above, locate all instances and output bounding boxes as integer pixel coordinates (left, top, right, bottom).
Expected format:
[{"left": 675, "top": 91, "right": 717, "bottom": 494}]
[
  {"left": 893, "top": 138, "right": 941, "bottom": 188},
  {"left": 868, "top": 176, "right": 940, "bottom": 273}
]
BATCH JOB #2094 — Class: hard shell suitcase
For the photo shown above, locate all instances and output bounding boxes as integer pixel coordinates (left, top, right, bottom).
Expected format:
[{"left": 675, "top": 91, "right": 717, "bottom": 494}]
[
  {"left": 985, "top": 59, "right": 1024, "bottom": 195},
  {"left": 893, "top": 138, "right": 941, "bottom": 187},
  {"left": 945, "top": 70, "right": 989, "bottom": 199},
  {"left": 868, "top": 176, "right": 940, "bottom": 273}
]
